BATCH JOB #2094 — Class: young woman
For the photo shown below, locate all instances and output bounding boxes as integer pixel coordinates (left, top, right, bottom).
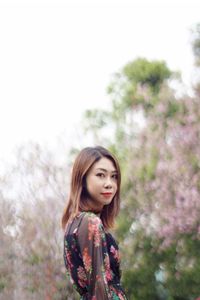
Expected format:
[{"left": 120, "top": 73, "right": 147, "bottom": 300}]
[{"left": 62, "top": 146, "right": 128, "bottom": 299}]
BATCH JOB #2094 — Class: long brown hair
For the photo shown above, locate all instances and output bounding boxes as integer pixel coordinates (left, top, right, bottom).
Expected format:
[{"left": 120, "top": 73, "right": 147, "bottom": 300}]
[{"left": 62, "top": 146, "right": 121, "bottom": 230}]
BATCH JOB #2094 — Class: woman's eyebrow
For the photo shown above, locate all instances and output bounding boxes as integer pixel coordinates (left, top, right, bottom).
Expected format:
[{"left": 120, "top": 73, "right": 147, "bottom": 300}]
[{"left": 96, "top": 168, "right": 117, "bottom": 173}]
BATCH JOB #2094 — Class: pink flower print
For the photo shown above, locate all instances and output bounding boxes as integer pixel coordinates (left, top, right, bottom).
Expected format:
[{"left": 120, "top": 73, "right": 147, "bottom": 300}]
[
  {"left": 83, "top": 247, "right": 92, "bottom": 272},
  {"left": 77, "top": 266, "right": 87, "bottom": 288},
  {"left": 88, "top": 217, "right": 101, "bottom": 247},
  {"left": 118, "top": 292, "right": 125, "bottom": 300},
  {"left": 104, "top": 254, "right": 113, "bottom": 281},
  {"left": 65, "top": 247, "right": 73, "bottom": 269},
  {"left": 110, "top": 285, "right": 124, "bottom": 299},
  {"left": 110, "top": 245, "right": 120, "bottom": 263},
  {"left": 95, "top": 274, "right": 101, "bottom": 281}
]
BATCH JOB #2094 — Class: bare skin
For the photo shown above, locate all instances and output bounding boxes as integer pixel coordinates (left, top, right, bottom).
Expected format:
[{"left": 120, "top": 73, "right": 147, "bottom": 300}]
[{"left": 85, "top": 157, "right": 118, "bottom": 213}]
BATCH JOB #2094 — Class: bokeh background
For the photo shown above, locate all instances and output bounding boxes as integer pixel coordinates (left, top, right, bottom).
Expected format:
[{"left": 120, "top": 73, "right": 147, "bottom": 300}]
[{"left": 1, "top": 0, "right": 200, "bottom": 299}]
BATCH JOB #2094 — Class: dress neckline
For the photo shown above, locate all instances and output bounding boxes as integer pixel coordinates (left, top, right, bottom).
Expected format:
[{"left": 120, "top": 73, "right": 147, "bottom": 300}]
[{"left": 77, "top": 211, "right": 101, "bottom": 217}]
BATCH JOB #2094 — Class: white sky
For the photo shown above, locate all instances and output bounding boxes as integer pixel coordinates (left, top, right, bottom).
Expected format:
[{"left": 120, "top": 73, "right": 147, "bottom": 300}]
[{"left": 0, "top": 0, "right": 200, "bottom": 161}]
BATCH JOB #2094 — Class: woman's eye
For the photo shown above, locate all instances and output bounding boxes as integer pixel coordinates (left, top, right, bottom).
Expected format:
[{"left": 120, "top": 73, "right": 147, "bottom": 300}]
[
  {"left": 96, "top": 173, "right": 105, "bottom": 178},
  {"left": 112, "top": 174, "right": 118, "bottom": 180}
]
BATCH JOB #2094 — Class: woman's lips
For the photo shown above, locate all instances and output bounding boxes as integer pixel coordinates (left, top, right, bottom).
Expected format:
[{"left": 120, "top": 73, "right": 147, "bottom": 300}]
[{"left": 101, "top": 193, "right": 113, "bottom": 197}]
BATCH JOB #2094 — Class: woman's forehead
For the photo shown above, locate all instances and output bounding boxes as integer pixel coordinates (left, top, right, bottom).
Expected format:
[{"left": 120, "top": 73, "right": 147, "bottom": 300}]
[{"left": 91, "top": 157, "right": 116, "bottom": 172}]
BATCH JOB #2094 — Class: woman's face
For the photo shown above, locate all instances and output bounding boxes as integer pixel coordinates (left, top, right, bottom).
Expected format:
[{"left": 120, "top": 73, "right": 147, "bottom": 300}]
[{"left": 85, "top": 157, "right": 118, "bottom": 211}]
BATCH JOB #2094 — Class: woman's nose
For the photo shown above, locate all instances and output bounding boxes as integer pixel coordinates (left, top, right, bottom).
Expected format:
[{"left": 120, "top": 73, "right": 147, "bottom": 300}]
[{"left": 104, "top": 177, "right": 112, "bottom": 188}]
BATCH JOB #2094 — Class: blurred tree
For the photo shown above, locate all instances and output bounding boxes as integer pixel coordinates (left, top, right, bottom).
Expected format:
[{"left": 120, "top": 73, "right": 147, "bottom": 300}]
[
  {"left": 1, "top": 22, "right": 200, "bottom": 300},
  {"left": 81, "top": 26, "right": 200, "bottom": 299},
  {"left": 1, "top": 143, "right": 78, "bottom": 300},
  {"left": 0, "top": 187, "right": 16, "bottom": 300},
  {"left": 192, "top": 23, "right": 200, "bottom": 66}
]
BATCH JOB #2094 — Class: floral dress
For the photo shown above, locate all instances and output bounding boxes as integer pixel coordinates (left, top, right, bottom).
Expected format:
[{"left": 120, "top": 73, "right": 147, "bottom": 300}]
[{"left": 63, "top": 211, "right": 128, "bottom": 300}]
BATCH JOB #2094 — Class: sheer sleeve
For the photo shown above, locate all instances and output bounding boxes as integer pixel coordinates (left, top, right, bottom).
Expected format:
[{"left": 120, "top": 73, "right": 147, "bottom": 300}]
[{"left": 77, "top": 212, "right": 113, "bottom": 299}]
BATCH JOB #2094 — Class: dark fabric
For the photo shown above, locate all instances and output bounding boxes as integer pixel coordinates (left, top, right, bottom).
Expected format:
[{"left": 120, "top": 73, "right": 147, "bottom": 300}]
[{"left": 63, "top": 211, "right": 128, "bottom": 299}]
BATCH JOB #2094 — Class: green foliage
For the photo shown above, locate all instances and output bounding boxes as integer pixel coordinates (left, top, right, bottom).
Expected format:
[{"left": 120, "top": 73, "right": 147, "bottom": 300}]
[
  {"left": 27, "top": 254, "right": 42, "bottom": 265},
  {"left": 0, "top": 278, "right": 6, "bottom": 292},
  {"left": 115, "top": 211, "right": 132, "bottom": 241},
  {"left": 106, "top": 58, "right": 174, "bottom": 120},
  {"left": 123, "top": 58, "right": 171, "bottom": 93},
  {"left": 192, "top": 23, "right": 200, "bottom": 65},
  {"left": 164, "top": 100, "right": 181, "bottom": 119},
  {"left": 122, "top": 233, "right": 162, "bottom": 300},
  {"left": 161, "top": 237, "right": 200, "bottom": 299},
  {"left": 84, "top": 109, "right": 110, "bottom": 130},
  {"left": 82, "top": 26, "right": 200, "bottom": 299},
  {"left": 136, "top": 146, "right": 159, "bottom": 182}
]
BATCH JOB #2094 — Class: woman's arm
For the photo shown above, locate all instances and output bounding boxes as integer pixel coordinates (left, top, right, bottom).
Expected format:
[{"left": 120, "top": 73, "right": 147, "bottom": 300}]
[{"left": 78, "top": 212, "right": 113, "bottom": 299}]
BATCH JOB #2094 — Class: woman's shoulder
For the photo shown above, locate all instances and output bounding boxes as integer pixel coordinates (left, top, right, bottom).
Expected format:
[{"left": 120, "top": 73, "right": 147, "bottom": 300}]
[
  {"left": 77, "top": 212, "right": 106, "bottom": 247},
  {"left": 80, "top": 211, "right": 102, "bottom": 223},
  {"left": 78, "top": 211, "right": 104, "bottom": 232}
]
